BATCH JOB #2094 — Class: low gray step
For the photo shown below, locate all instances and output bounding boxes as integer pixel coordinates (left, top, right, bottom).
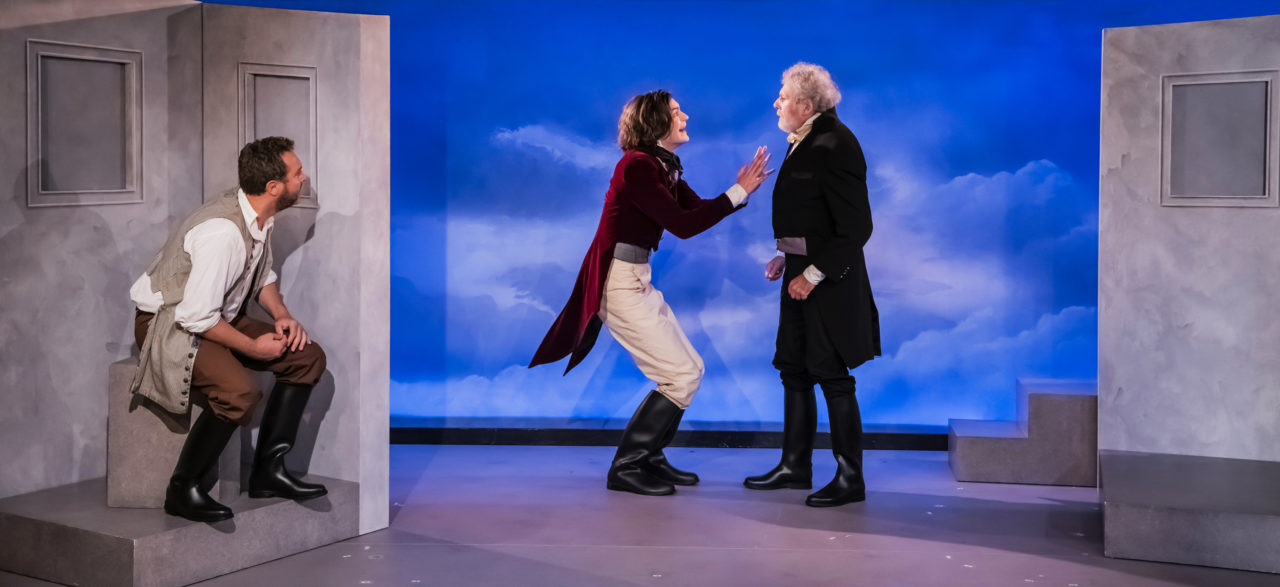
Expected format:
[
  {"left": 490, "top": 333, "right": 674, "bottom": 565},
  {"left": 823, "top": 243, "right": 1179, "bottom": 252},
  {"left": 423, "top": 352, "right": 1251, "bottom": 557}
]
[
  {"left": 1101, "top": 450, "right": 1280, "bottom": 574},
  {"left": 0, "top": 476, "right": 358, "bottom": 587},
  {"left": 1019, "top": 379, "right": 1097, "bottom": 439},
  {"left": 948, "top": 379, "right": 1097, "bottom": 487},
  {"left": 947, "top": 418, "right": 1026, "bottom": 439}
]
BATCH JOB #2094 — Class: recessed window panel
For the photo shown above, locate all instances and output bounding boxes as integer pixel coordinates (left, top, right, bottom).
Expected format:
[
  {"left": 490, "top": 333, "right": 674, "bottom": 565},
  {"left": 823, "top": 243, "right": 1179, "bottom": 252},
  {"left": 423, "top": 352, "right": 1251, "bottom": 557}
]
[
  {"left": 40, "top": 56, "right": 128, "bottom": 192},
  {"left": 1169, "top": 81, "right": 1267, "bottom": 197},
  {"left": 1161, "top": 71, "right": 1278, "bottom": 208},
  {"left": 240, "top": 63, "right": 318, "bottom": 207},
  {"left": 26, "top": 40, "right": 143, "bottom": 207}
]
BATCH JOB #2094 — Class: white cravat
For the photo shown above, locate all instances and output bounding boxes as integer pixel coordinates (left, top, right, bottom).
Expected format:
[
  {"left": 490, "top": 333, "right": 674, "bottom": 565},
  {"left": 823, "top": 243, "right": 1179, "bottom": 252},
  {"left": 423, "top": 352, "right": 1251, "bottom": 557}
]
[{"left": 785, "top": 113, "right": 822, "bottom": 158}]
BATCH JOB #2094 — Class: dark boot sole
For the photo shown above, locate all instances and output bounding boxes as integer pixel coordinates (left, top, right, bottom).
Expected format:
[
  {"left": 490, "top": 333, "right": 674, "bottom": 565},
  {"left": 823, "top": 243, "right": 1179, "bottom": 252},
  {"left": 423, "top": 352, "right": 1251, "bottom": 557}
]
[
  {"left": 606, "top": 481, "right": 675, "bottom": 496},
  {"left": 804, "top": 494, "right": 866, "bottom": 507},
  {"left": 248, "top": 489, "right": 328, "bottom": 500},
  {"left": 164, "top": 504, "right": 233, "bottom": 522},
  {"left": 744, "top": 480, "right": 813, "bottom": 490}
]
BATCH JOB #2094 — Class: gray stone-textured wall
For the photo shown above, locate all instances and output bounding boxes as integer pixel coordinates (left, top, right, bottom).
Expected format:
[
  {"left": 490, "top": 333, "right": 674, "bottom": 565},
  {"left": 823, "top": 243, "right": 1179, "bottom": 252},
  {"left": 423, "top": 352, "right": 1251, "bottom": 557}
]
[
  {"left": 0, "top": 1, "right": 203, "bottom": 499},
  {"left": 0, "top": 2, "right": 389, "bottom": 535},
  {"left": 1100, "top": 15, "right": 1280, "bottom": 460},
  {"left": 354, "top": 14, "right": 391, "bottom": 535}
]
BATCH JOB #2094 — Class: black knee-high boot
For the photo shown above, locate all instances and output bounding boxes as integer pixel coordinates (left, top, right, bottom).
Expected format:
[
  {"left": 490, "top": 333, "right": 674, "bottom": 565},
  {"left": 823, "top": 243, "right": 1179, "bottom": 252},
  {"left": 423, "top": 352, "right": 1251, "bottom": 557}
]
[
  {"left": 642, "top": 397, "right": 699, "bottom": 485},
  {"left": 607, "top": 391, "right": 681, "bottom": 496},
  {"left": 744, "top": 388, "right": 815, "bottom": 490},
  {"left": 249, "top": 382, "right": 327, "bottom": 500},
  {"left": 806, "top": 389, "right": 865, "bottom": 507},
  {"left": 165, "top": 409, "right": 238, "bottom": 522}
]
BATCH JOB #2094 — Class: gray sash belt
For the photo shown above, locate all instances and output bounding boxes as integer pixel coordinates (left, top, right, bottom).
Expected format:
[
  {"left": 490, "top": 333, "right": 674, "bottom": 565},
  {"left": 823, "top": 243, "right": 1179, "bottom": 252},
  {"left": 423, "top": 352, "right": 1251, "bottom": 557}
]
[
  {"left": 613, "top": 242, "right": 651, "bottom": 264},
  {"left": 776, "top": 237, "right": 808, "bottom": 255}
]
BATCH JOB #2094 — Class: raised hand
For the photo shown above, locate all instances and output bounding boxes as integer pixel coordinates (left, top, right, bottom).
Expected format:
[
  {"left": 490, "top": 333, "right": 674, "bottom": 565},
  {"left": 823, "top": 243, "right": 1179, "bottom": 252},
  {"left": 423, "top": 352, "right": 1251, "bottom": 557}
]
[{"left": 736, "top": 146, "right": 773, "bottom": 194}]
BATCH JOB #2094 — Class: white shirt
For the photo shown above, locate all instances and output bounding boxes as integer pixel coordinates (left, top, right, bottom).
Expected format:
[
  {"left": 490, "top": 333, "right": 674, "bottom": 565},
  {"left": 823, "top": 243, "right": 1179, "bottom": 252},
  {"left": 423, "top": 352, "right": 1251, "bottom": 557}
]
[{"left": 130, "top": 189, "right": 278, "bottom": 334}]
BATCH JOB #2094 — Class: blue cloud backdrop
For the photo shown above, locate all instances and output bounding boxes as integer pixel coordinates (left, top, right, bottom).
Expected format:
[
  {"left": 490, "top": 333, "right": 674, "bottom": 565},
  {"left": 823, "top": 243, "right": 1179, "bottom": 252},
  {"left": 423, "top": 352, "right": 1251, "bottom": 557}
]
[{"left": 216, "top": 0, "right": 1277, "bottom": 425}]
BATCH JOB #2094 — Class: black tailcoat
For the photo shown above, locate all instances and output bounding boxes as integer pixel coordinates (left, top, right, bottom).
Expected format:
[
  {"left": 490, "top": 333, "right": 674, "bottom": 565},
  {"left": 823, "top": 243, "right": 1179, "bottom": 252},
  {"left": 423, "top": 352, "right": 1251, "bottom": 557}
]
[{"left": 772, "top": 110, "right": 881, "bottom": 370}]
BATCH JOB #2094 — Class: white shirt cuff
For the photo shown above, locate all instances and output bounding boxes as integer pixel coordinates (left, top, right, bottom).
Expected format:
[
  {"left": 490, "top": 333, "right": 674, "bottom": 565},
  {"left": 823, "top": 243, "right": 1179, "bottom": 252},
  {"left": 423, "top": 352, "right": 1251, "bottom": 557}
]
[
  {"left": 803, "top": 264, "right": 825, "bottom": 285},
  {"left": 176, "top": 311, "right": 220, "bottom": 334},
  {"left": 725, "top": 184, "right": 748, "bottom": 207}
]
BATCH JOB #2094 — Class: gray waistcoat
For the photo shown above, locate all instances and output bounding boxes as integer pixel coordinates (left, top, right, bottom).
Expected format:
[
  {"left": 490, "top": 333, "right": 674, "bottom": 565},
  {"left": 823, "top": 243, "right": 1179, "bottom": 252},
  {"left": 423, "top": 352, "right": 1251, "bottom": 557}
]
[{"left": 128, "top": 189, "right": 274, "bottom": 414}]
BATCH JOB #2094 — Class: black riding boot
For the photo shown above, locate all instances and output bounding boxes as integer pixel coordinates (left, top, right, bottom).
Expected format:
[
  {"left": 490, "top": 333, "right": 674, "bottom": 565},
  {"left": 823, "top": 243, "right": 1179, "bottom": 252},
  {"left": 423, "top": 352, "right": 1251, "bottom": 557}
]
[
  {"left": 642, "top": 397, "right": 699, "bottom": 485},
  {"left": 165, "top": 409, "right": 238, "bottom": 522},
  {"left": 607, "top": 391, "right": 681, "bottom": 496},
  {"left": 249, "top": 382, "right": 328, "bottom": 500},
  {"left": 744, "top": 388, "right": 815, "bottom": 490},
  {"left": 806, "top": 390, "right": 866, "bottom": 507}
]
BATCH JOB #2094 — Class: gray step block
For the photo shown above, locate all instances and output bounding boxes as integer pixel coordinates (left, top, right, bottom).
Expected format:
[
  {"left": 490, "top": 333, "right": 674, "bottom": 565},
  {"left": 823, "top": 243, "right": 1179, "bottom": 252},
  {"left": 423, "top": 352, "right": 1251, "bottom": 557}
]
[
  {"left": 949, "top": 378, "right": 1097, "bottom": 486},
  {"left": 0, "top": 475, "right": 358, "bottom": 586},
  {"left": 107, "top": 358, "right": 240, "bottom": 507},
  {"left": 1101, "top": 450, "right": 1280, "bottom": 574},
  {"left": 949, "top": 418, "right": 1026, "bottom": 439}
]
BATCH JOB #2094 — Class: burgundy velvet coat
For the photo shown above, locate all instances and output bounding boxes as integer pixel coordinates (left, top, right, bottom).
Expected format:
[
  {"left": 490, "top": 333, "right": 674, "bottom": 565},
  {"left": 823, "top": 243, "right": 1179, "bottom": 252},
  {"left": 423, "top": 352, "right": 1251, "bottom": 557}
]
[{"left": 529, "top": 148, "right": 740, "bottom": 373}]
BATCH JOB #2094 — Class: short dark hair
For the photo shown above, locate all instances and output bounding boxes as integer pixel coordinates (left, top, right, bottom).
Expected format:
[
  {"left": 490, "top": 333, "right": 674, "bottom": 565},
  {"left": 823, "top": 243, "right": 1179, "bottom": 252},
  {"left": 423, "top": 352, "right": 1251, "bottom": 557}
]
[
  {"left": 238, "top": 136, "right": 295, "bottom": 195},
  {"left": 617, "top": 90, "right": 672, "bottom": 151}
]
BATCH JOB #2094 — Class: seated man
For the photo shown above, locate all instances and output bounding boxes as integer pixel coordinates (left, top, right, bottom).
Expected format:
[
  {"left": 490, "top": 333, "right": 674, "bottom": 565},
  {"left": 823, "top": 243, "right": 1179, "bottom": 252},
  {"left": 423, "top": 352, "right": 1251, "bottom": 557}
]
[{"left": 129, "top": 136, "right": 328, "bottom": 522}]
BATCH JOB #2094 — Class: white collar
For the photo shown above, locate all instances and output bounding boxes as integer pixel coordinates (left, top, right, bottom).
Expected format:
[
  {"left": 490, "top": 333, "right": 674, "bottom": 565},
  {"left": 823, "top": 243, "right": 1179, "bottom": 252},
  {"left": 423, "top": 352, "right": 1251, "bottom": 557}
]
[
  {"left": 786, "top": 112, "right": 823, "bottom": 145},
  {"left": 236, "top": 189, "right": 273, "bottom": 240}
]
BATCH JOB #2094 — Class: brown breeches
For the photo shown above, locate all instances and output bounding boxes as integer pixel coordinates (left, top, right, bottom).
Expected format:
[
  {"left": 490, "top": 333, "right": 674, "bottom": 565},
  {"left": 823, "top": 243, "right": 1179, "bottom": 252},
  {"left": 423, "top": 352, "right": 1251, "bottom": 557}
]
[{"left": 134, "top": 311, "right": 327, "bottom": 425}]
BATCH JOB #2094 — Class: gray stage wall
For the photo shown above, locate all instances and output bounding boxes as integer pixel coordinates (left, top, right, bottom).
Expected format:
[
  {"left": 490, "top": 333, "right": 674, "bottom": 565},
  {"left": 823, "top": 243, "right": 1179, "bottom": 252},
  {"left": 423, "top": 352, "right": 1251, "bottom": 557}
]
[
  {"left": 1099, "top": 14, "right": 1280, "bottom": 461},
  {"left": 1100, "top": 14, "right": 1280, "bottom": 573},
  {"left": 0, "top": 0, "right": 390, "bottom": 534}
]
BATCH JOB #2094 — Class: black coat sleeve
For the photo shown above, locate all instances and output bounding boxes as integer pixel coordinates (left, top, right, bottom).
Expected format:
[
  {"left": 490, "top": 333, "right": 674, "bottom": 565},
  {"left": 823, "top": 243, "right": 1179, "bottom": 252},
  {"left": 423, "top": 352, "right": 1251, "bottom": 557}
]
[{"left": 810, "top": 135, "right": 872, "bottom": 283}]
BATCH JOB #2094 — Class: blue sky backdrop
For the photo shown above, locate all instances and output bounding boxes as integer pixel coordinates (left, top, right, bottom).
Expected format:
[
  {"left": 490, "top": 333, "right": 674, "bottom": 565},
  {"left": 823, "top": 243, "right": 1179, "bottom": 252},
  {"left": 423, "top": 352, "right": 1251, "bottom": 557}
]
[{"left": 218, "top": 0, "right": 1277, "bottom": 425}]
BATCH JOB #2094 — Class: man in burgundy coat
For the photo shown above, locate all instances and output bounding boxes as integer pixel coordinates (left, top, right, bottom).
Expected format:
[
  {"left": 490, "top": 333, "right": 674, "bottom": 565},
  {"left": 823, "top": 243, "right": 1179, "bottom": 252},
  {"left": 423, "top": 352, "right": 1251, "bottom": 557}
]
[{"left": 531, "top": 90, "right": 769, "bottom": 496}]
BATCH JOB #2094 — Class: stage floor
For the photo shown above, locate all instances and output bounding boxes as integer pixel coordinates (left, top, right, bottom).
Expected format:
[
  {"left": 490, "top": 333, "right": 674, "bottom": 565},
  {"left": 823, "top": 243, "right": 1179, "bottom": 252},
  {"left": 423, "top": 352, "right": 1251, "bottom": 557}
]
[{"left": 3, "top": 446, "right": 1275, "bottom": 586}]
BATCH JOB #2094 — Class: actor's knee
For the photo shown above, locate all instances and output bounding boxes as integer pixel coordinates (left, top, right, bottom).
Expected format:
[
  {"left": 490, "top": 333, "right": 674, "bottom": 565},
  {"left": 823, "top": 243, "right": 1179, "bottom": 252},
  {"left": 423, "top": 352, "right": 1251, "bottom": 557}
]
[
  {"left": 680, "top": 360, "right": 704, "bottom": 391},
  {"left": 778, "top": 370, "right": 814, "bottom": 392},
  {"left": 818, "top": 377, "right": 856, "bottom": 397},
  {"left": 281, "top": 341, "right": 327, "bottom": 386},
  {"left": 658, "top": 364, "right": 703, "bottom": 408},
  {"left": 670, "top": 350, "right": 704, "bottom": 396},
  {"left": 213, "top": 385, "right": 263, "bottom": 425},
  {"left": 307, "top": 342, "right": 327, "bottom": 379}
]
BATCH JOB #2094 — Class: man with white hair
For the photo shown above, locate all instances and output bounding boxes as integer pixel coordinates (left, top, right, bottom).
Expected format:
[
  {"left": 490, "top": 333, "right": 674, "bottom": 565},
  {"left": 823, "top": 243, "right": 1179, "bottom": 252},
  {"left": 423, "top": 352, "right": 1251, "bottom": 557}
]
[{"left": 743, "top": 62, "right": 881, "bottom": 507}]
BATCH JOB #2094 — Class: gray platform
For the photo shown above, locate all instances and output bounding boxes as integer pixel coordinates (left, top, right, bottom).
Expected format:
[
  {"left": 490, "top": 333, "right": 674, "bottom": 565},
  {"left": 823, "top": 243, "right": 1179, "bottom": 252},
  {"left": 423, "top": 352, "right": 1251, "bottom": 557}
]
[
  {"left": 948, "top": 379, "right": 1098, "bottom": 486},
  {"left": 1101, "top": 450, "right": 1280, "bottom": 574},
  {"left": 108, "top": 358, "right": 242, "bottom": 508},
  {"left": 0, "top": 476, "right": 358, "bottom": 586}
]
